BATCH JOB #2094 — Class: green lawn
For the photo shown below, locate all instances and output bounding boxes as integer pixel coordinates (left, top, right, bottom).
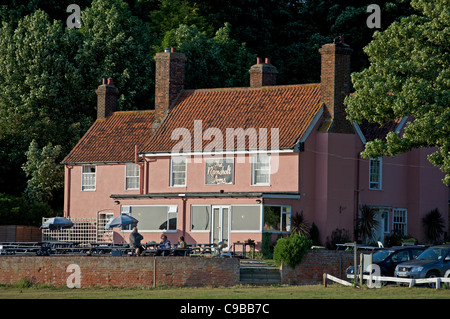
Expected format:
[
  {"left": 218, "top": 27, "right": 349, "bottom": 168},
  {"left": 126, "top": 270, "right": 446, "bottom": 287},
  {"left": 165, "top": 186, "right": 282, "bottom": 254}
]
[{"left": 0, "top": 284, "right": 449, "bottom": 299}]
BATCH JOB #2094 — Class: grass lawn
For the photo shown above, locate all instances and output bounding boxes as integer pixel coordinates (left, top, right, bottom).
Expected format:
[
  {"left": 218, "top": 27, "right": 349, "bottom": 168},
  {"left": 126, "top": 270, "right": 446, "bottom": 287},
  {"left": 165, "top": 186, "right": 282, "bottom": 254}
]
[{"left": 0, "top": 283, "right": 449, "bottom": 299}]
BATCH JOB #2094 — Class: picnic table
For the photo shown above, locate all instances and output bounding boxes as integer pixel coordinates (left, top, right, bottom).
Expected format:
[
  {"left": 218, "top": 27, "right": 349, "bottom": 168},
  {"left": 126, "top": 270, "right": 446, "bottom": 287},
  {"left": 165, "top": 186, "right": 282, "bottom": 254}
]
[
  {"left": 233, "top": 241, "right": 255, "bottom": 259},
  {"left": 0, "top": 242, "right": 42, "bottom": 255}
]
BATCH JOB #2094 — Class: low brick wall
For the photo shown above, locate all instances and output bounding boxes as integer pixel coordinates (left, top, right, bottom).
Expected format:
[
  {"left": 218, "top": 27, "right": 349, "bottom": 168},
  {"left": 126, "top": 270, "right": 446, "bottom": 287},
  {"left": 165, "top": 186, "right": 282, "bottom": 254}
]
[
  {"left": 0, "top": 256, "right": 240, "bottom": 288},
  {"left": 280, "top": 250, "right": 354, "bottom": 285}
]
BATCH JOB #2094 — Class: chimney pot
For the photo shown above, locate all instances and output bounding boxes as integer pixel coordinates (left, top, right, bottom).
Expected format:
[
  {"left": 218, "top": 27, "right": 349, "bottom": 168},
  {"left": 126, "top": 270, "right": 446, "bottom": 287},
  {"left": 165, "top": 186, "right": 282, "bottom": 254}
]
[
  {"left": 164, "top": 48, "right": 170, "bottom": 53},
  {"left": 102, "top": 78, "right": 107, "bottom": 85},
  {"left": 171, "top": 47, "right": 176, "bottom": 53},
  {"left": 107, "top": 77, "right": 113, "bottom": 85},
  {"left": 249, "top": 56, "right": 278, "bottom": 88}
]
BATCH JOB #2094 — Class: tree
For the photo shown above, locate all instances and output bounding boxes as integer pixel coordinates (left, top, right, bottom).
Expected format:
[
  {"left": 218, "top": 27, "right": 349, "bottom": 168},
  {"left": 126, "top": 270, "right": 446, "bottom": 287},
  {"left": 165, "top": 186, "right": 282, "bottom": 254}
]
[
  {"left": 0, "top": 0, "right": 158, "bottom": 200},
  {"left": 345, "top": 0, "right": 450, "bottom": 184},
  {"left": 0, "top": 9, "right": 88, "bottom": 195},
  {"left": 160, "top": 23, "right": 254, "bottom": 89},
  {"left": 22, "top": 140, "right": 64, "bottom": 204},
  {"left": 76, "top": 0, "right": 157, "bottom": 112}
]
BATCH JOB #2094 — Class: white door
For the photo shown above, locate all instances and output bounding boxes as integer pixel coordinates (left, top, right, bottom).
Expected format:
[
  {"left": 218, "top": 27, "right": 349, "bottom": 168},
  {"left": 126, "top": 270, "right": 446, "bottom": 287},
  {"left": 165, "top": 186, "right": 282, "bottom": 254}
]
[
  {"left": 374, "top": 209, "right": 388, "bottom": 245},
  {"left": 211, "top": 206, "right": 230, "bottom": 246}
]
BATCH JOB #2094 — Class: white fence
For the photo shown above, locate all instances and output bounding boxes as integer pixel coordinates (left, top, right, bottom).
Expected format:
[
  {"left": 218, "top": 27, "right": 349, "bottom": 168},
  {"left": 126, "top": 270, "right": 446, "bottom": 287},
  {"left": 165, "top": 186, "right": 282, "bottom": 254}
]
[
  {"left": 41, "top": 217, "right": 113, "bottom": 245},
  {"left": 324, "top": 273, "right": 450, "bottom": 289}
]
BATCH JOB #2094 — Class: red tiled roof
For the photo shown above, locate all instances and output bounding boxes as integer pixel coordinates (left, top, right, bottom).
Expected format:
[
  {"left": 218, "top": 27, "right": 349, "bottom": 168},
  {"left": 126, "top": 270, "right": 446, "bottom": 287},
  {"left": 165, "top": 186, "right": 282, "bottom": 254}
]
[
  {"left": 144, "top": 84, "right": 322, "bottom": 153},
  {"left": 358, "top": 118, "right": 403, "bottom": 142},
  {"left": 63, "top": 84, "right": 323, "bottom": 163},
  {"left": 62, "top": 110, "right": 154, "bottom": 163}
]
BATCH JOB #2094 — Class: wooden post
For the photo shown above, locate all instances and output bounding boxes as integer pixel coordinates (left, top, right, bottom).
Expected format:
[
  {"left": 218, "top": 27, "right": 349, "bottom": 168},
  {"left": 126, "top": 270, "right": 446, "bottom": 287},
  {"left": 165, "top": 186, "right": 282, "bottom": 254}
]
[
  {"left": 323, "top": 273, "right": 328, "bottom": 287},
  {"left": 153, "top": 257, "right": 157, "bottom": 288},
  {"left": 353, "top": 242, "right": 357, "bottom": 287},
  {"left": 359, "top": 253, "right": 363, "bottom": 287}
]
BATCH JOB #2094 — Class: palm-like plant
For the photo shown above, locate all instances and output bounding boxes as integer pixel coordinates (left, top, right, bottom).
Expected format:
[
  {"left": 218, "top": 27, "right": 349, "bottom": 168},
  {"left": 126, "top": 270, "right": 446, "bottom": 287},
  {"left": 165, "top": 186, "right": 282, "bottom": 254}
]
[
  {"left": 422, "top": 208, "right": 445, "bottom": 244},
  {"left": 358, "top": 205, "right": 379, "bottom": 243},
  {"left": 291, "top": 211, "right": 310, "bottom": 238}
]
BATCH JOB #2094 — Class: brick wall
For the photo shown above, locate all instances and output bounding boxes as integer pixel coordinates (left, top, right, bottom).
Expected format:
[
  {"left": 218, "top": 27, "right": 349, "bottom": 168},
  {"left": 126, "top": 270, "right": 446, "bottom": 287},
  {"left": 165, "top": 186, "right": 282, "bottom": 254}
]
[
  {"left": 280, "top": 250, "right": 354, "bottom": 285},
  {"left": 0, "top": 256, "right": 240, "bottom": 288}
]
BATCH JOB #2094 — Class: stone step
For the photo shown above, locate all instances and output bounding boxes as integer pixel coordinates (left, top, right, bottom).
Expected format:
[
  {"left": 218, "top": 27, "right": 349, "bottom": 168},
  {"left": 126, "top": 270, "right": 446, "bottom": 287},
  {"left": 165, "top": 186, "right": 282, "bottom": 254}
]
[{"left": 239, "top": 260, "right": 281, "bottom": 285}]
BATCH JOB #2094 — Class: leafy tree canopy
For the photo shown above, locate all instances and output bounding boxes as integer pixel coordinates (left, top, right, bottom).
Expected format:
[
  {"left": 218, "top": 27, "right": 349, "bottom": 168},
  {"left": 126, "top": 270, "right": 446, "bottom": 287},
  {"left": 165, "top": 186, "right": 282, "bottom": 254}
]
[{"left": 345, "top": 0, "right": 450, "bottom": 184}]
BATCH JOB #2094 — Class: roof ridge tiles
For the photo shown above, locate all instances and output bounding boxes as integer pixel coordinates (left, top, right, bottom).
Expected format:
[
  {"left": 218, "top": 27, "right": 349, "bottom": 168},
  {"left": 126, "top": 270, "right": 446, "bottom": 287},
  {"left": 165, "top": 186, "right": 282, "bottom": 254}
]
[{"left": 184, "top": 83, "right": 320, "bottom": 94}]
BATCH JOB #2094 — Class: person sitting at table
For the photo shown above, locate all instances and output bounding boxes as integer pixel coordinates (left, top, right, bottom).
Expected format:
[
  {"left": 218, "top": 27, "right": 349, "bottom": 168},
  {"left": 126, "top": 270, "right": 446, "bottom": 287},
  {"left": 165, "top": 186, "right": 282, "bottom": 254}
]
[
  {"left": 129, "top": 227, "right": 145, "bottom": 256},
  {"left": 155, "top": 234, "right": 171, "bottom": 256},
  {"left": 174, "top": 236, "right": 187, "bottom": 256}
]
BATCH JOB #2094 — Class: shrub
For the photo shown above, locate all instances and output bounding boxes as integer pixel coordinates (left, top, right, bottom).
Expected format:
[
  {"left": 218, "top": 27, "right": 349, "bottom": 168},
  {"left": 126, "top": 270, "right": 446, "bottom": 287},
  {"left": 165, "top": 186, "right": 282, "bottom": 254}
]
[
  {"left": 273, "top": 233, "right": 312, "bottom": 268},
  {"left": 261, "top": 232, "right": 274, "bottom": 259},
  {"left": 325, "top": 228, "right": 351, "bottom": 250}
]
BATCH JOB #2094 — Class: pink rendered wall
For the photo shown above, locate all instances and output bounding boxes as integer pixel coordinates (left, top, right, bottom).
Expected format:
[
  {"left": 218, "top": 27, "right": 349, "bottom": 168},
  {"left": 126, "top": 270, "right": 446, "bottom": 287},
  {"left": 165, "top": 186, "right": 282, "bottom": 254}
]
[
  {"left": 64, "top": 152, "right": 299, "bottom": 246},
  {"left": 359, "top": 147, "right": 448, "bottom": 242},
  {"left": 302, "top": 129, "right": 358, "bottom": 245},
  {"left": 146, "top": 153, "right": 298, "bottom": 193},
  {"left": 64, "top": 164, "right": 139, "bottom": 219}
]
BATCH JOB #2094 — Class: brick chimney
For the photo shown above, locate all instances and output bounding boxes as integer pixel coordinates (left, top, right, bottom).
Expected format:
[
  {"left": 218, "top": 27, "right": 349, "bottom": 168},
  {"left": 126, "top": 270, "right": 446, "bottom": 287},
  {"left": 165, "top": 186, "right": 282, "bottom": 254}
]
[
  {"left": 96, "top": 77, "right": 118, "bottom": 120},
  {"left": 249, "top": 57, "right": 278, "bottom": 88},
  {"left": 154, "top": 48, "right": 186, "bottom": 124},
  {"left": 319, "top": 37, "right": 354, "bottom": 133}
]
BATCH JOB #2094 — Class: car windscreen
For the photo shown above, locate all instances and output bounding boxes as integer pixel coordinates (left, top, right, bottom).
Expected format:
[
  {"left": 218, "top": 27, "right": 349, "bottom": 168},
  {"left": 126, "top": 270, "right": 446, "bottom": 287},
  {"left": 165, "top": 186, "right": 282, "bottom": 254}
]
[
  {"left": 417, "top": 248, "right": 448, "bottom": 260},
  {"left": 372, "top": 250, "right": 394, "bottom": 262}
]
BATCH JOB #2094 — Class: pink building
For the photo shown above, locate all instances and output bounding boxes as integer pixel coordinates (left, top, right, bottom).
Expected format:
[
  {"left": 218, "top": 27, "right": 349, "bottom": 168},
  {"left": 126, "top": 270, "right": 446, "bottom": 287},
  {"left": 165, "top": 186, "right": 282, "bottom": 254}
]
[{"left": 62, "top": 42, "right": 448, "bottom": 248}]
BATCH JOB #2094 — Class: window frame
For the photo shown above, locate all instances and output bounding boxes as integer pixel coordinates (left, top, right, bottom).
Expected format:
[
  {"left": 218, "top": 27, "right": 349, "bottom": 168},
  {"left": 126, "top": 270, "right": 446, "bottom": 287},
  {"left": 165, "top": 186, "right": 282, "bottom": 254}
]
[
  {"left": 125, "top": 163, "right": 140, "bottom": 190},
  {"left": 170, "top": 156, "right": 187, "bottom": 187},
  {"left": 393, "top": 208, "right": 407, "bottom": 236},
  {"left": 230, "top": 205, "right": 262, "bottom": 233},
  {"left": 81, "top": 164, "right": 96, "bottom": 191},
  {"left": 252, "top": 154, "right": 271, "bottom": 186},
  {"left": 190, "top": 205, "right": 212, "bottom": 233},
  {"left": 369, "top": 157, "right": 382, "bottom": 190},
  {"left": 263, "top": 205, "right": 291, "bottom": 233},
  {"left": 121, "top": 205, "right": 178, "bottom": 233}
]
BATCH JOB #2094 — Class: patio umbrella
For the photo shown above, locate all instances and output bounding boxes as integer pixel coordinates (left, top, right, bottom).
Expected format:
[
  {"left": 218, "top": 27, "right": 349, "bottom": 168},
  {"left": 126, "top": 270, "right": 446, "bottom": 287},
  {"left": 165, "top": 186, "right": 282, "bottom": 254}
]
[
  {"left": 105, "top": 214, "right": 138, "bottom": 230},
  {"left": 40, "top": 217, "right": 74, "bottom": 230}
]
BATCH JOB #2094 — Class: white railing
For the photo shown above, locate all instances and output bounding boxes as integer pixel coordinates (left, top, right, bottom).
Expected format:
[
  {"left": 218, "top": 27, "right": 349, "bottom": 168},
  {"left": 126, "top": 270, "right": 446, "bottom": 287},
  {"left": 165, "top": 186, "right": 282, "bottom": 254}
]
[{"left": 324, "top": 273, "right": 450, "bottom": 289}]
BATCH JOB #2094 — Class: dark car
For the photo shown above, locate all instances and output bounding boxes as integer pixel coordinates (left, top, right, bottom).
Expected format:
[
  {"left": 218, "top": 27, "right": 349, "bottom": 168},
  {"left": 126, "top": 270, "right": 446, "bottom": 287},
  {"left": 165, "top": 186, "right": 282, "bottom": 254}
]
[
  {"left": 346, "top": 246, "right": 425, "bottom": 278},
  {"left": 395, "top": 245, "right": 450, "bottom": 285}
]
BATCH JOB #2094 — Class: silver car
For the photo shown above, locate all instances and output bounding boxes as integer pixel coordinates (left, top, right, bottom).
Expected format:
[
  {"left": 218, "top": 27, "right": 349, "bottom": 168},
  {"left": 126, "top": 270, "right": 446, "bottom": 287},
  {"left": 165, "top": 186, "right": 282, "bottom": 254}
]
[{"left": 395, "top": 245, "right": 450, "bottom": 285}]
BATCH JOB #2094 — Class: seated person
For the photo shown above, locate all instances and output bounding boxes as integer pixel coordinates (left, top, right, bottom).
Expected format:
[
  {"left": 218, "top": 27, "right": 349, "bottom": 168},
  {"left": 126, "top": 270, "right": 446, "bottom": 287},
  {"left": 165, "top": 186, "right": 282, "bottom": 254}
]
[
  {"left": 129, "top": 227, "right": 145, "bottom": 256},
  {"left": 174, "top": 236, "right": 187, "bottom": 256},
  {"left": 155, "top": 234, "right": 171, "bottom": 256}
]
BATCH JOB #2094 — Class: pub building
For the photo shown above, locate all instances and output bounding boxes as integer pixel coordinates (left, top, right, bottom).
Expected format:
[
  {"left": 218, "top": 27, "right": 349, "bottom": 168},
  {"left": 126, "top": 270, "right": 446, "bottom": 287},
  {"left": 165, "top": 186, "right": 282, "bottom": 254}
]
[{"left": 61, "top": 43, "right": 448, "bottom": 249}]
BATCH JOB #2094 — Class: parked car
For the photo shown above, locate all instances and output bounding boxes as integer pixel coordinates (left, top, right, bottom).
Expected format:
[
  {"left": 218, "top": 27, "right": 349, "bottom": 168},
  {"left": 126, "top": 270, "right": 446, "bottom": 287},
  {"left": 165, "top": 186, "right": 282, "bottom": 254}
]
[
  {"left": 346, "top": 246, "right": 426, "bottom": 278},
  {"left": 395, "top": 245, "right": 450, "bottom": 286}
]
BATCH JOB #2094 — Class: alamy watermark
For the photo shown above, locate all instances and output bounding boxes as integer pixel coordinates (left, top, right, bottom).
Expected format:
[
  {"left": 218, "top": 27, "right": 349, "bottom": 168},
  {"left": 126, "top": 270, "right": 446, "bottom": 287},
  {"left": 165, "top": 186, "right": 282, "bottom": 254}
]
[
  {"left": 170, "top": 120, "right": 281, "bottom": 173},
  {"left": 66, "top": 263, "right": 81, "bottom": 288},
  {"left": 367, "top": 4, "right": 381, "bottom": 29},
  {"left": 66, "top": 4, "right": 81, "bottom": 29}
]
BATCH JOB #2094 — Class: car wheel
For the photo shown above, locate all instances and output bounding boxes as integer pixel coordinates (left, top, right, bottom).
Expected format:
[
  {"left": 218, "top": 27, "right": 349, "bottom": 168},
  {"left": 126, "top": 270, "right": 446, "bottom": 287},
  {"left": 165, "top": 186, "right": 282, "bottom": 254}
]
[{"left": 425, "top": 271, "right": 440, "bottom": 288}]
